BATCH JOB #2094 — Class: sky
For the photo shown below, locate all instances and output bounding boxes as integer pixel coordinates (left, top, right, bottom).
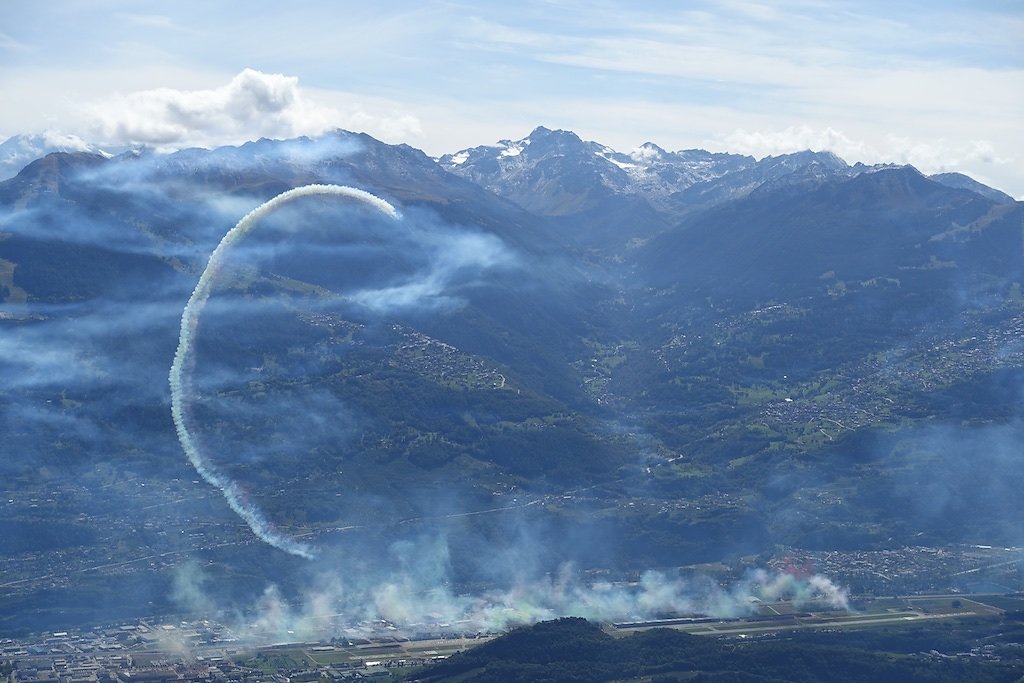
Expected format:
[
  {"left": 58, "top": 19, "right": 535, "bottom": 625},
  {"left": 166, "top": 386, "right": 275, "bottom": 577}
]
[{"left": 1, "top": 0, "right": 1022, "bottom": 196}]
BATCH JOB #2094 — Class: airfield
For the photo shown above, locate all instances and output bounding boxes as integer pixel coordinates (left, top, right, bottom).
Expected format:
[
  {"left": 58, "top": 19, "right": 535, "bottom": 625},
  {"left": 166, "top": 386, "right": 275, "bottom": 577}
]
[{"left": 4, "top": 593, "right": 1019, "bottom": 681}]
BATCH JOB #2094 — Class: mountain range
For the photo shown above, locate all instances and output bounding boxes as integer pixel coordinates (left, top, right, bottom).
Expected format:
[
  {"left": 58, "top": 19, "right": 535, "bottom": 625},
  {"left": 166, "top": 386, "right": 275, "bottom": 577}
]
[
  {"left": 439, "top": 126, "right": 1014, "bottom": 248},
  {"left": 0, "top": 127, "right": 1021, "bottom": 634}
]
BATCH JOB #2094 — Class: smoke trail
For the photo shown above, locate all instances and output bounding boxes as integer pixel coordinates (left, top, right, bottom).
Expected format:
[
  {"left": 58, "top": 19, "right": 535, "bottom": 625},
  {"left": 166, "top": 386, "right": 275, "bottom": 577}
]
[{"left": 169, "top": 184, "right": 400, "bottom": 559}]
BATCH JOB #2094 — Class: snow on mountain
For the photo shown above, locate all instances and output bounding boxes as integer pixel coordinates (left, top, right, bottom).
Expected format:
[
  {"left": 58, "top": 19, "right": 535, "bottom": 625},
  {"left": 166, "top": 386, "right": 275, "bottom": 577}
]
[
  {"left": 4, "top": 126, "right": 1012, "bottom": 225},
  {"left": 438, "top": 126, "right": 758, "bottom": 217},
  {"left": 0, "top": 132, "right": 111, "bottom": 181},
  {"left": 436, "top": 127, "right": 977, "bottom": 225}
]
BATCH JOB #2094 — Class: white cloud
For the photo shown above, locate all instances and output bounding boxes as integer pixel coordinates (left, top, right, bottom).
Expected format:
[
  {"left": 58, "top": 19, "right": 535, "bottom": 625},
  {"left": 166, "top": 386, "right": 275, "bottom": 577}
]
[
  {"left": 717, "top": 125, "right": 878, "bottom": 161},
  {"left": 713, "top": 125, "right": 1016, "bottom": 192},
  {"left": 39, "top": 129, "right": 93, "bottom": 152},
  {"left": 86, "top": 68, "right": 421, "bottom": 150},
  {"left": 879, "top": 136, "right": 1012, "bottom": 174},
  {"left": 1, "top": 4, "right": 1020, "bottom": 195},
  {"left": 445, "top": 6, "right": 1024, "bottom": 196},
  {"left": 716, "top": 124, "right": 1013, "bottom": 172}
]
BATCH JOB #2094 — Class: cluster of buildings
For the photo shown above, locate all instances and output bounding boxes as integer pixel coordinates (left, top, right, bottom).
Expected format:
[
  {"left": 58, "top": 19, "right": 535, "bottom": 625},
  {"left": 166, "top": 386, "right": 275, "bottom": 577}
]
[
  {"left": 0, "top": 618, "right": 470, "bottom": 683},
  {"left": 1, "top": 477, "right": 249, "bottom": 601},
  {"left": 761, "top": 311, "right": 1024, "bottom": 437},
  {"left": 2, "top": 623, "right": 238, "bottom": 683},
  {"left": 389, "top": 324, "right": 509, "bottom": 391},
  {"left": 768, "top": 545, "right": 1024, "bottom": 594}
]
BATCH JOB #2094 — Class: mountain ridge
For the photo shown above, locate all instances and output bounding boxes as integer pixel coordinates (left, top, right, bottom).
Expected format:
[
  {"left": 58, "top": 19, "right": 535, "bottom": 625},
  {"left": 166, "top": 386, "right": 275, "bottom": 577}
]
[
  {"left": 5, "top": 126, "right": 1014, "bottom": 215},
  {"left": 1, "top": 127, "right": 1022, "bottom": 635}
]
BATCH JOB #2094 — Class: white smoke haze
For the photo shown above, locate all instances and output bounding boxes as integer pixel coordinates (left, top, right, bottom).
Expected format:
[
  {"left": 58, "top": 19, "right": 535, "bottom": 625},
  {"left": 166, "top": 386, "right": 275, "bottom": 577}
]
[
  {"left": 0, "top": 324, "right": 100, "bottom": 390},
  {"left": 191, "top": 386, "right": 362, "bottom": 468},
  {"left": 266, "top": 133, "right": 366, "bottom": 168},
  {"left": 349, "top": 227, "right": 516, "bottom": 313},
  {"left": 70, "top": 130, "right": 364, "bottom": 189},
  {"left": 1, "top": 400, "right": 104, "bottom": 444},
  {"left": 0, "top": 299, "right": 184, "bottom": 391},
  {"left": 886, "top": 422, "right": 1024, "bottom": 546},
  {"left": 2, "top": 124, "right": 868, "bottom": 644},
  {"left": 171, "top": 555, "right": 850, "bottom": 645},
  {"left": 0, "top": 158, "right": 287, "bottom": 269},
  {"left": 50, "top": 135, "right": 371, "bottom": 259},
  {"left": 0, "top": 202, "right": 210, "bottom": 261},
  {"left": 172, "top": 560, "right": 212, "bottom": 614}
]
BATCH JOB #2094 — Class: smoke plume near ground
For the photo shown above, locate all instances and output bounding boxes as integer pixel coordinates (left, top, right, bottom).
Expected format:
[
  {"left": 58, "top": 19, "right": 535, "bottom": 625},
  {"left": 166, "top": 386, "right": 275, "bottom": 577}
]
[
  {"left": 169, "top": 184, "right": 399, "bottom": 560},
  {"left": 172, "top": 555, "right": 849, "bottom": 645}
]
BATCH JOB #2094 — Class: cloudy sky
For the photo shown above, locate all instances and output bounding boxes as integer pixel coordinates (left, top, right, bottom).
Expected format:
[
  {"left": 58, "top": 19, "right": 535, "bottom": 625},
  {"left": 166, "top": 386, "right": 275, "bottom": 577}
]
[{"left": 2, "top": 0, "right": 1022, "bottom": 196}]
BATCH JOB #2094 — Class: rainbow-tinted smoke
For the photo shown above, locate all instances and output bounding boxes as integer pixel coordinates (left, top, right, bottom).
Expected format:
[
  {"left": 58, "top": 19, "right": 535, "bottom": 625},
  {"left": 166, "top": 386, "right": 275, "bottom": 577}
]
[{"left": 169, "top": 185, "right": 399, "bottom": 559}]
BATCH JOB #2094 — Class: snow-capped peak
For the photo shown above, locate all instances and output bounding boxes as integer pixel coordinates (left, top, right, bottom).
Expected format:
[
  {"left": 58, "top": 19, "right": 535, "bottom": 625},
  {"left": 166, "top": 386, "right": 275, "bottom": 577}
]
[
  {"left": 439, "top": 127, "right": 764, "bottom": 214},
  {"left": 630, "top": 143, "right": 664, "bottom": 162},
  {"left": 498, "top": 139, "right": 529, "bottom": 158},
  {"left": 0, "top": 131, "right": 110, "bottom": 180}
]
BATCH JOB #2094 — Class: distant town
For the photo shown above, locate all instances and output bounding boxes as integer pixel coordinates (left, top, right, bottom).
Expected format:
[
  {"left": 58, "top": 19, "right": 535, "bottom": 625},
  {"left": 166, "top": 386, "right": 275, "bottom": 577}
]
[{"left": 2, "top": 615, "right": 485, "bottom": 683}]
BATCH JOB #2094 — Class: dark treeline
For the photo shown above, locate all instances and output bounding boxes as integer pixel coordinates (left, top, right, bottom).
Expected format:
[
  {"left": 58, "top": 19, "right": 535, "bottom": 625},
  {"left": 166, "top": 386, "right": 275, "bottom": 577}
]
[{"left": 410, "top": 617, "right": 1023, "bottom": 683}]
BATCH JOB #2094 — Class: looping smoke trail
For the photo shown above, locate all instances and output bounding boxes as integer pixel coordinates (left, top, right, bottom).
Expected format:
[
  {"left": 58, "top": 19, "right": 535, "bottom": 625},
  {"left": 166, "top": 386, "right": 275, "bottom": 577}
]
[{"left": 170, "top": 184, "right": 400, "bottom": 559}]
